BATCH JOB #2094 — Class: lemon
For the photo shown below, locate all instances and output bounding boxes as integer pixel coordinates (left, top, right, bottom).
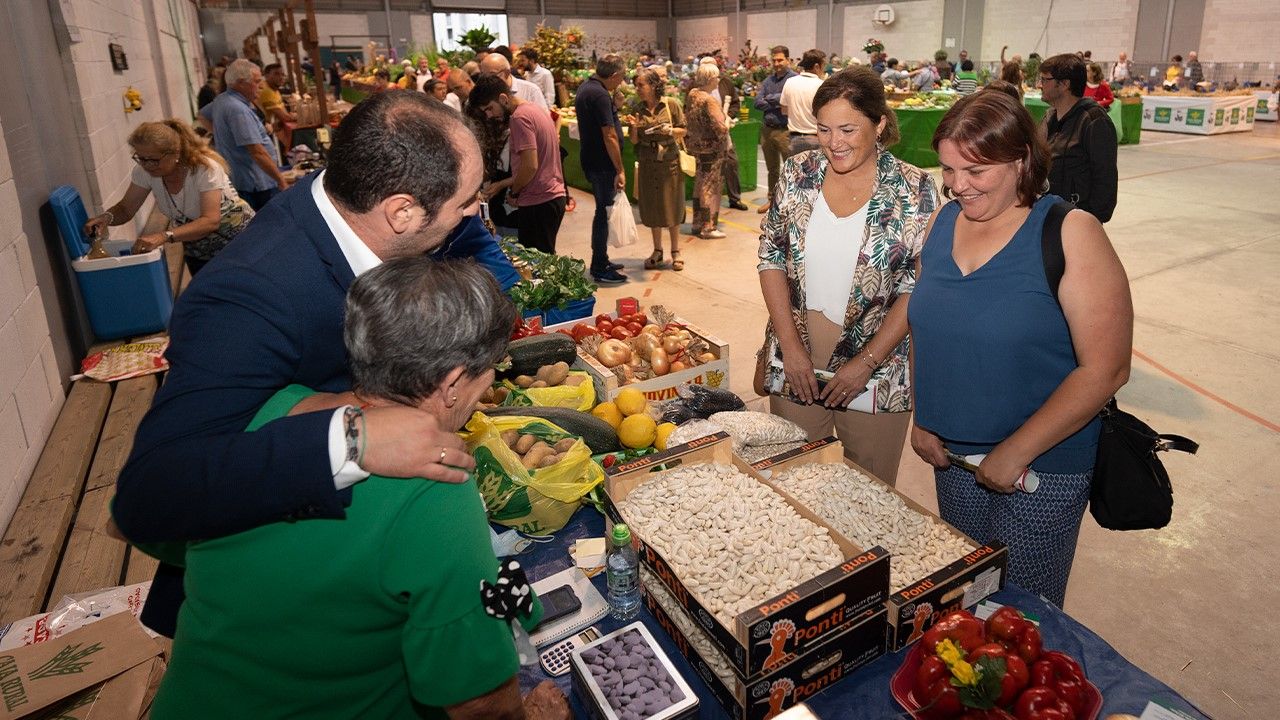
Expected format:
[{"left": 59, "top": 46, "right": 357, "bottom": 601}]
[
  {"left": 618, "top": 414, "right": 658, "bottom": 449},
  {"left": 614, "top": 388, "right": 648, "bottom": 417},
  {"left": 591, "top": 402, "right": 623, "bottom": 431},
  {"left": 654, "top": 422, "right": 677, "bottom": 451}
]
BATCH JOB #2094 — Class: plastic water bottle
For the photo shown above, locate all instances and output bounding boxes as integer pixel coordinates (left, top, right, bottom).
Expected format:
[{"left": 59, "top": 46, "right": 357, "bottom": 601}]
[{"left": 606, "top": 523, "right": 641, "bottom": 620}]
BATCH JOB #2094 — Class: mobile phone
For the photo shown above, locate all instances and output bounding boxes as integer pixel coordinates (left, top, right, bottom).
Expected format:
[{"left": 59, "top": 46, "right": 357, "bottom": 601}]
[{"left": 534, "top": 584, "right": 582, "bottom": 629}]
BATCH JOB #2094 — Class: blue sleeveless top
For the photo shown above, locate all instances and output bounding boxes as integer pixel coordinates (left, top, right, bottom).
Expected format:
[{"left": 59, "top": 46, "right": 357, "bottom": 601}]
[{"left": 909, "top": 195, "right": 1100, "bottom": 473}]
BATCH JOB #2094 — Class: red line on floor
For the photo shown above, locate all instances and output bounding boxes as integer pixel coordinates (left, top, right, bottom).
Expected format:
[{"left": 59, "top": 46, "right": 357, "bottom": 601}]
[
  {"left": 643, "top": 287, "right": 653, "bottom": 297},
  {"left": 1132, "top": 349, "right": 1280, "bottom": 433}
]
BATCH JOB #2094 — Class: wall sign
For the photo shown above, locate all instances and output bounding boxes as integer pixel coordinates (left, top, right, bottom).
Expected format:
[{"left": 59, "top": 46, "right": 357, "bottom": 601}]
[{"left": 109, "top": 42, "right": 128, "bottom": 71}]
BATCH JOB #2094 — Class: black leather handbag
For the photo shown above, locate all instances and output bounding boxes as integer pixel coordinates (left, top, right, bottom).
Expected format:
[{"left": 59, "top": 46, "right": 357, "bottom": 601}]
[
  {"left": 1089, "top": 398, "right": 1198, "bottom": 530},
  {"left": 1042, "top": 201, "right": 1199, "bottom": 531}
]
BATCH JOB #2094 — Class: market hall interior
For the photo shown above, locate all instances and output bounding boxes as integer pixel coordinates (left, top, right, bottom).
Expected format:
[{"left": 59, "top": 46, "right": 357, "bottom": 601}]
[{"left": 555, "top": 121, "right": 1280, "bottom": 719}]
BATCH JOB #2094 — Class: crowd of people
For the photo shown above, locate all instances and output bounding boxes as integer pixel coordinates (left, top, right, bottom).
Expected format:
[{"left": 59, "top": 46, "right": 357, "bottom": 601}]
[{"left": 92, "top": 33, "right": 1148, "bottom": 715}]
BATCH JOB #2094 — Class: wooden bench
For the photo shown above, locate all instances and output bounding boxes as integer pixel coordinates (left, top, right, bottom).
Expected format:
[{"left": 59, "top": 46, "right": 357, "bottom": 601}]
[{"left": 0, "top": 245, "right": 188, "bottom": 624}]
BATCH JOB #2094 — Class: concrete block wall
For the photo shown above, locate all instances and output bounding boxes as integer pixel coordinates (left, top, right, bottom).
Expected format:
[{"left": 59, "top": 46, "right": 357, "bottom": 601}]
[
  {"left": 980, "top": 0, "right": 1141, "bottom": 64},
  {"left": 0, "top": 118, "right": 63, "bottom": 533},
  {"left": 1200, "top": 0, "right": 1280, "bottom": 64},
  {"left": 842, "top": 0, "right": 944, "bottom": 66},
  {"left": 563, "top": 18, "right": 660, "bottom": 56},
  {"left": 675, "top": 15, "right": 731, "bottom": 60},
  {"left": 211, "top": 11, "right": 375, "bottom": 62},
  {"left": 745, "top": 9, "right": 818, "bottom": 60}
]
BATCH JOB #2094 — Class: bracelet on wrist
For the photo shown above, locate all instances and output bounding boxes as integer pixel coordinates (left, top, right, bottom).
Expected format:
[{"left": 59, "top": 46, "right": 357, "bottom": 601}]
[
  {"left": 102, "top": 210, "right": 114, "bottom": 225},
  {"left": 859, "top": 350, "right": 880, "bottom": 371},
  {"left": 343, "top": 406, "right": 364, "bottom": 467}
]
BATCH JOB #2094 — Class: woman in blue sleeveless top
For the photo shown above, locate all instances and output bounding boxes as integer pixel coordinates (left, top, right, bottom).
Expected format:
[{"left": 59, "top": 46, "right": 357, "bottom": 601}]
[{"left": 908, "top": 90, "right": 1133, "bottom": 607}]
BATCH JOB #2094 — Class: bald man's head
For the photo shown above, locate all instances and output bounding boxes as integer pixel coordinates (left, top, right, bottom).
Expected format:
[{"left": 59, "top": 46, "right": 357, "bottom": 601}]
[
  {"left": 480, "top": 53, "right": 514, "bottom": 85},
  {"left": 447, "top": 69, "right": 473, "bottom": 99}
]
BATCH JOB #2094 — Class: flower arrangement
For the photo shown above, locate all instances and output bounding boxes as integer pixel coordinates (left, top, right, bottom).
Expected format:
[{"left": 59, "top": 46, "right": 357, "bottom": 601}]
[
  {"left": 863, "top": 38, "right": 885, "bottom": 55},
  {"left": 523, "top": 24, "right": 587, "bottom": 81}
]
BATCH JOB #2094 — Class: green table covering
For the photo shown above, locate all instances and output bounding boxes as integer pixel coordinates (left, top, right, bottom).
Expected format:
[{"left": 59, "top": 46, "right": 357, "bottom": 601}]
[
  {"left": 890, "top": 95, "right": 1142, "bottom": 169},
  {"left": 561, "top": 120, "right": 760, "bottom": 203}
]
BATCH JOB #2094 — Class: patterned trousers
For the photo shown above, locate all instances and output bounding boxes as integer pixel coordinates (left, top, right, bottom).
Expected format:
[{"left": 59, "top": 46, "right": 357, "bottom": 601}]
[{"left": 934, "top": 464, "right": 1092, "bottom": 607}]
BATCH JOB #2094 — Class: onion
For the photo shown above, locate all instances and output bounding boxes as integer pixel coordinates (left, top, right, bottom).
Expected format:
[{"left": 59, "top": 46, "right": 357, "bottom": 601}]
[
  {"left": 662, "top": 335, "right": 683, "bottom": 355},
  {"left": 698, "top": 352, "right": 717, "bottom": 363},
  {"left": 650, "top": 348, "right": 670, "bottom": 376},
  {"left": 641, "top": 324, "right": 661, "bottom": 336},
  {"left": 596, "top": 339, "right": 632, "bottom": 368},
  {"left": 632, "top": 333, "right": 659, "bottom": 361},
  {"left": 669, "top": 360, "right": 687, "bottom": 373}
]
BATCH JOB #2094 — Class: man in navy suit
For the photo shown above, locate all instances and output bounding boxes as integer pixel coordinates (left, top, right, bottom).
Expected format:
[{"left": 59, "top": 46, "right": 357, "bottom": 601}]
[{"left": 114, "top": 91, "right": 486, "bottom": 635}]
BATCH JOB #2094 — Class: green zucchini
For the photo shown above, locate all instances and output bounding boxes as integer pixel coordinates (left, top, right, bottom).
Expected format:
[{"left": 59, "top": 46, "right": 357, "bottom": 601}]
[
  {"left": 482, "top": 406, "right": 619, "bottom": 454},
  {"left": 505, "top": 333, "right": 578, "bottom": 378}
]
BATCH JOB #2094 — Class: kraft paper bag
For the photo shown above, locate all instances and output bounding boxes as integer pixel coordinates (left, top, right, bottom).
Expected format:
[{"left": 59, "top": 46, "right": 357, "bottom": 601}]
[{"left": 0, "top": 612, "right": 160, "bottom": 720}]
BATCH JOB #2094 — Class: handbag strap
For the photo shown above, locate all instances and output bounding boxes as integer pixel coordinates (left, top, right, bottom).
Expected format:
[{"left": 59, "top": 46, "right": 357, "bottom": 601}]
[
  {"left": 1040, "top": 199, "right": 1074, "bottom": 304},
  {"left": 1155, "top": 433, "right": 1199, "bottom": 454}
]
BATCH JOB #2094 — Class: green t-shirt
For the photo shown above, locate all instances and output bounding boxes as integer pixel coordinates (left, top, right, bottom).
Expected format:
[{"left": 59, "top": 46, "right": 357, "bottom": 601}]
[{"left": 150, "top": 385, "right": 542, "bottom": 719}]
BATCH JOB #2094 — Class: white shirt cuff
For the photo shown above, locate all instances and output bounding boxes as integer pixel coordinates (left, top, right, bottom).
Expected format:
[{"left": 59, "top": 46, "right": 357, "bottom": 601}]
[{"left": 329, "top": 406, "right": 370, "bottom": 490}]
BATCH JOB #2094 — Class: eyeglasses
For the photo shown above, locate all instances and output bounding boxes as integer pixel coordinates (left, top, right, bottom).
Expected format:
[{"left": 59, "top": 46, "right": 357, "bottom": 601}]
[
  {"left": 1039, "top": 76, "right": 1057, "bottom": 86},
  {"left": 131, "top": 153, "right": 171, "bottom": 166}
]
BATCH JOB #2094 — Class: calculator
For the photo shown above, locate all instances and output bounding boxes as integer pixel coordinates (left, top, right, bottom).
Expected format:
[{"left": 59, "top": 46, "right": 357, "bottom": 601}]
[{"left": 539, "top": 626, "right": 601, "bottom": 677}]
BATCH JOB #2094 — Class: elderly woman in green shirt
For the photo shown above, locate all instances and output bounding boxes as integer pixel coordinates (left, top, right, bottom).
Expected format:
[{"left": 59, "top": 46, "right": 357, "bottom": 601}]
[{"left": 146, "top": 259, "right": 566, "bottom": 720}]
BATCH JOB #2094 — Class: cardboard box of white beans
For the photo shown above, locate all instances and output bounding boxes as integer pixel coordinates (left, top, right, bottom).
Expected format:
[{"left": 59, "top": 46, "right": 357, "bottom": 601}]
[
  {"left": 757, "top": 437, "right": 1010, "bottom": 651},
  {"left": 601, "top": 433, "right": 892, "bottom": 679}
]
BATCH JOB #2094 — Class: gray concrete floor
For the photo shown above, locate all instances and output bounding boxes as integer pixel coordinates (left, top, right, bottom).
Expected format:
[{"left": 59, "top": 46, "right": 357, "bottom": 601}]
[{"left": 550, "top": 121, "right": 1280, "bottom": 718}]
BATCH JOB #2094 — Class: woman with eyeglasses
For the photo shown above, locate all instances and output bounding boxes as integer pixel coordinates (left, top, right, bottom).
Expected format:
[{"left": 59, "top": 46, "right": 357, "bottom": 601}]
[{"left": 83, "top": 119, "right": 253, "bottom": 276}]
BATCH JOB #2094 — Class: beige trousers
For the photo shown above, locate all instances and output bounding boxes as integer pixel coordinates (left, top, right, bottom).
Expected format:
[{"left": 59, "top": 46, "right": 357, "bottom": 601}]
[{"left": 769, "top": 311, "right": 911, "bottom": 486}]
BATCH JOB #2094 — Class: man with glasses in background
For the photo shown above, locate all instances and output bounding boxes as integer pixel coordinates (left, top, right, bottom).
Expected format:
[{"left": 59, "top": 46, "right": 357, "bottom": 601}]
[
  {"left": 1040, "top": 53, "right": 1118, "bottom": 223},
  {"left": 200, "top": 58, "right": 290, "bottom": 210},
  {"left": 479, "top": 53, "right": 549, "bottom": 109}
]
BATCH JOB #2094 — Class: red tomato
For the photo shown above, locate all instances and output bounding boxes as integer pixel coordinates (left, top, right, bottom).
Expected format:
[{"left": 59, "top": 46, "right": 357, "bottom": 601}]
[
  {"left": 556, "top": 329, "right": 574, "bottom": 339},
  {"left": 571, "top": 324, "right": 599, "bottom": 342},
  {"left": 596, "top": 320, "right": 614, "bottom": 333},
  {"left": 595, "top": 313, "right": 614, "bottom": 325},
  {"left": 635, "top": 313, "right": 649, "bottom": 326},
  {"left": 625, "top": 321, "right": 644, "bottom": 334},
  {"left": 610, "top": 326, "right": 633, "bottom": 340}
]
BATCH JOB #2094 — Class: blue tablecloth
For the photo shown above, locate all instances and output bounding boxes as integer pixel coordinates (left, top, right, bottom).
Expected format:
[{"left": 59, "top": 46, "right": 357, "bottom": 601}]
[{"left": 516, "top": 508, "right": 1209, "bottom": 719}]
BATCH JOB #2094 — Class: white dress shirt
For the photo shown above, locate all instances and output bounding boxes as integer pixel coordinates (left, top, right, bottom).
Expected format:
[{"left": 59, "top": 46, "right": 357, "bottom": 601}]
[
  {"left": 512, "top": 77, "right": 549, "bottom": 109},
  {"left": 804, "top": 193, "right": 869, "bottom": 326},
  {"left": 528, "top": 64, "right": 556, "bottom": 107},
  {"left": 312, "top": 171, "right": 380, "bottom": 489}
]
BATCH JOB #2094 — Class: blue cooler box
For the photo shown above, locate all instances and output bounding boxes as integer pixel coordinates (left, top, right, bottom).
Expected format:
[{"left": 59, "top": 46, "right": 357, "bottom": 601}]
[{"left": 50, "top": 185, "right": 173, "bottom": 340}]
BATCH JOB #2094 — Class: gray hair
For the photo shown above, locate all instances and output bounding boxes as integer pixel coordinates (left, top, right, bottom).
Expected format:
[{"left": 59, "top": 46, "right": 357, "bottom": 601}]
[
  {"left": 224, "top": 58, "right": 257, "bottom": 87},
  {"left": 692, "top": 64, "right": 720, "bottom": 88},
  {"left": 596, "top": 54, "right": 625, "bottom": 79},
  {"left": 344, "top": 258, "right": 516, "bottom": 405}
]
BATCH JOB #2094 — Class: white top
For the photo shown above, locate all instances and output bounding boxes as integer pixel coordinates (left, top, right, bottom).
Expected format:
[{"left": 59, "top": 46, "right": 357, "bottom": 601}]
[
  {"left": 780, "top": 72, "right": 823, "bottom": 134},
  {"left": 804, "top": 192, "right": 869, "bottom": 326},
  {"left": 444, "top": 93, "right": 462, "bottom": 111},
  {"left": 131, "top": 161, "right": 235, "bottom": 222},
  {"left": 311, "top": 170, "right": 379, "bottom": 490},
  {"left": 416, "top": 70, "right": 433, "bottom": 92},
  {"left": 528, "top": 64, "right": 556, "bottom": 107},
  {"left": 513, "top": 77, "right": 550, "bottom": 109}
]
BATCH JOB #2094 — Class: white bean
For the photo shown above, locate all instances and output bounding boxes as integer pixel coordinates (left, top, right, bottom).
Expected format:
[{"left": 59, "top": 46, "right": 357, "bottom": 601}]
[{"left": 771, "top": 463, "right": 977, "bottom": 591}]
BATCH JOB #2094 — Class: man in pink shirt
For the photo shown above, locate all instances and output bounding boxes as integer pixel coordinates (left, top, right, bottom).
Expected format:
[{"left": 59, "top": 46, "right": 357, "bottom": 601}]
[{"left": 470, "top": 73, "right": 566, "bottom": 253}]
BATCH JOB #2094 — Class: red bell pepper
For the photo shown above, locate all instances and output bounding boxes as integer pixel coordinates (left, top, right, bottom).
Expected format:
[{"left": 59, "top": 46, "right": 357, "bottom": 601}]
[
  {"left": 914, "top": 655, "right": 964, "bottom": 720},
  {"left": 922, "top": 609, "right": 986, "bottom": 656},
  {"left": 985, "top": 606, "right": 1043, "bottom": 664},
  {"left": 966, "top": 643, "right": 1030, "bottom": 708},
  {"left": 1029, "top": 652, "right": 1086, "bottom": 716},
  {"left": 1014, "top": 686, "right": 1075, "bottom": 720}
]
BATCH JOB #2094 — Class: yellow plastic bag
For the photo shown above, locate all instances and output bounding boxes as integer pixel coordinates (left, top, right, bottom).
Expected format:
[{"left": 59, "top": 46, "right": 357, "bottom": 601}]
[
  {"left": 500, "top": 371, "right": 596, "bottom": 412},
  {"left": 462, "top": 412, "right": 605, "bottom": 535}
]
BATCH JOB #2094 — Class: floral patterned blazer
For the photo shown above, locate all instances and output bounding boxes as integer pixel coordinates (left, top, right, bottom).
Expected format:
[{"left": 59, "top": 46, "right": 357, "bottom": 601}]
[{"left": 756, "top": 148, "right": 939, "bottom": 412}]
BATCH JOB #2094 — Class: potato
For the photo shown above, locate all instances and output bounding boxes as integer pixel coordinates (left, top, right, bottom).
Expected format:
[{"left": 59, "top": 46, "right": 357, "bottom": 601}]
[
  {"left": 515, "top": 374, "right": 536, "bottom": 388},
  {"left": 538, "top": 453, "right": 561, "bottom": 468},
  {"left": 562, "top": 374, "right": 585, "bottom": 386},
  {"left": 514, "top": 434, "right": 537, "bottom": 454},
  {"left": 529, "top": 380, "right": 548, "bottom": 388},
  {"left": 553, "top": 438, "right": 577, "bottom": 453},
  {"left": 493, "top": 387, "right": 510, "bottom": 403},
  {"left": 522, "top": 443, "right": 553, "bottom": 469},
  {"left": 500, "top": 430, "right": 520, "bottom": 449},
  {"left": 544, "top": 361, "right": 570, "bottom": 386}
]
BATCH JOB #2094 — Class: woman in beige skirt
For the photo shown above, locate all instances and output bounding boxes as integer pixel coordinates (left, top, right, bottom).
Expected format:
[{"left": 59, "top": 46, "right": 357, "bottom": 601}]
[{"left": 627, "top": 68, "right": 688, "bottom": 270}]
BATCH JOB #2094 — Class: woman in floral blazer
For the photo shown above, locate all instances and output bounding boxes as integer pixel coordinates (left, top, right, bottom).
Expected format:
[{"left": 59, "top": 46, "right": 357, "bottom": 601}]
[{"left": 757, "top": 66, "right": 938, "bottom": 485}]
